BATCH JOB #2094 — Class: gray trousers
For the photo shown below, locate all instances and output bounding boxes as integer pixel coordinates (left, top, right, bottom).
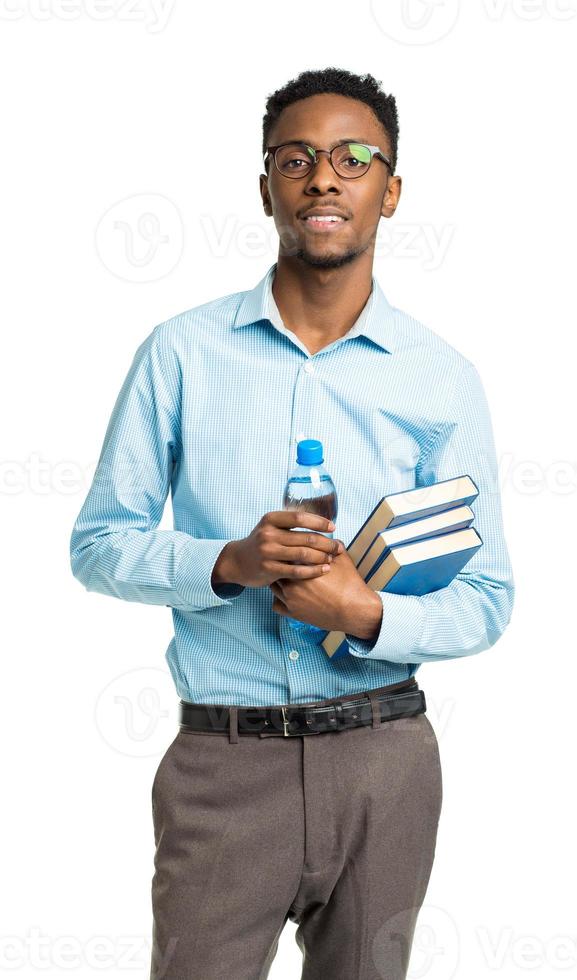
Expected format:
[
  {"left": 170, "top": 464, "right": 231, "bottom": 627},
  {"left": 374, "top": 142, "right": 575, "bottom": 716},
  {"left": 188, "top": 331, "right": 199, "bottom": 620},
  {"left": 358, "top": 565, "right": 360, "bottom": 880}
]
[{"left": 149, "top": 688, "right": 443, "bottom": 980}]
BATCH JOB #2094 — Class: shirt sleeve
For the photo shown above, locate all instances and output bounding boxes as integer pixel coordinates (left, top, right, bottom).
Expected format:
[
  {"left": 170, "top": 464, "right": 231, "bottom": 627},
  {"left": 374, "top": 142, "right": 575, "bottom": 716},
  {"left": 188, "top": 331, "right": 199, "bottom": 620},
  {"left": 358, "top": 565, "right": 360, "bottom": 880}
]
[
  {"left": 69, "top": 325, "right": 245, "bottom": 609},
  {"left": 345, "top": 361, "right": 515, "bottom": 664}
]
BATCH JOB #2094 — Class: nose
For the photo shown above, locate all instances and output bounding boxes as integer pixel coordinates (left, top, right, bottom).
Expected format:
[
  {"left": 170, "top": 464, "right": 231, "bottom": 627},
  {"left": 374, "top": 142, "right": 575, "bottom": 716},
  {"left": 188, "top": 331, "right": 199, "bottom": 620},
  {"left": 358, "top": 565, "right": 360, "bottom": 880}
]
[{"left": 303, "top": 152, "right": 342, "bottom": 195}]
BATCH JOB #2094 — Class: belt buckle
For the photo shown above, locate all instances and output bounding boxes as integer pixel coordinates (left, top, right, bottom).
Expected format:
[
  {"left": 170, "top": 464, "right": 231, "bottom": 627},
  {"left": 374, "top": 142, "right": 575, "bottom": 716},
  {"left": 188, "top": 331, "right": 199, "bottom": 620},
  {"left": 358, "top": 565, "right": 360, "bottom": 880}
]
[
  {"left": 280, "top": 705, "right": 312, "bottom": 736},
  {"left": 281, "top": 704, "right": 336, "bottom": 736},
  {"left": 281, "top": 705, "right": 293, "bottom": 736}
]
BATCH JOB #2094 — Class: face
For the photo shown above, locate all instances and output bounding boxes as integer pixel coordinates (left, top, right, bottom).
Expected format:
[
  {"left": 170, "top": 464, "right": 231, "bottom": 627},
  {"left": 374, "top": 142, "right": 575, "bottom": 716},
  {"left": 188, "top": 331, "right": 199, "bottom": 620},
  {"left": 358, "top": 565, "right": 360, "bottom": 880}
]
[{"left": 259, "top": 93, "right": 402, "bottom": 270}]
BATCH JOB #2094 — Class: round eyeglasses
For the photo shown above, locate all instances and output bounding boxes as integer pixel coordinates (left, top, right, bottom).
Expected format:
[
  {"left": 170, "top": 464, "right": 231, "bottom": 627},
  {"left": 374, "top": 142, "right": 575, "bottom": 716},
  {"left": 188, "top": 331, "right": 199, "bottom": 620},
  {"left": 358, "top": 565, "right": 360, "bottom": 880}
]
[{"left": 264, "top": 141, "right": 392, "bottom": 180}]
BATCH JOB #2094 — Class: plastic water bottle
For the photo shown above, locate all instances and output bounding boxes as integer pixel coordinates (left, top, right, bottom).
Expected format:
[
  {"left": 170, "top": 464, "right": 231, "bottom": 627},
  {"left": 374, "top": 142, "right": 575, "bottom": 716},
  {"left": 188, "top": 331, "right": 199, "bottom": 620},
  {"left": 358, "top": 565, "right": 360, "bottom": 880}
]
[{"left": 282, "top": 439, "right": 338, "bottom": 637}]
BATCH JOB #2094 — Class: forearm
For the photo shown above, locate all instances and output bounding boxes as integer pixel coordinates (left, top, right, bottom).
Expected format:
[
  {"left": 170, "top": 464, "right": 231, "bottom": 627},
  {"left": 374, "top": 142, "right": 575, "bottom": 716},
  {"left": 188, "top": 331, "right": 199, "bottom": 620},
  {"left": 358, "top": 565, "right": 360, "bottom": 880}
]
[
  {"left": 211, "top": 540, "right": 242, "bottom": 587},
  {"left": 71, "top": 527, "right": 244, "bottom": 609},
  {"left": 341, "top": 587, "right": 383, "bottom": 643},
  {"left": 345, "top": 573, "right": 515, "bottom": 663},
  {"left": 210, "top": 540, "right": 247, "bottom": 598}
]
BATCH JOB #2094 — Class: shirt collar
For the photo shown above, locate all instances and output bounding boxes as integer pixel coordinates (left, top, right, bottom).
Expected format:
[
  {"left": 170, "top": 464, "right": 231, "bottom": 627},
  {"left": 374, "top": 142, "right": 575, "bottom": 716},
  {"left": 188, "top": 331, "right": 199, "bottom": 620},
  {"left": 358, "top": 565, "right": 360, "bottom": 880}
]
[{"left": 232, "top": 262, "right": 396, "bottom": 353}]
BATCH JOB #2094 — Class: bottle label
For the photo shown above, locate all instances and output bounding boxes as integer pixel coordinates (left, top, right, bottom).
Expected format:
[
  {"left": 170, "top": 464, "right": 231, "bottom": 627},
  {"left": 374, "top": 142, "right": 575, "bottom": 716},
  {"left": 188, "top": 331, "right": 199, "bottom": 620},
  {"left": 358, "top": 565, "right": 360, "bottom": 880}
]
[{"left": 309, "top": 467, "right": 322, "bottom": 491}]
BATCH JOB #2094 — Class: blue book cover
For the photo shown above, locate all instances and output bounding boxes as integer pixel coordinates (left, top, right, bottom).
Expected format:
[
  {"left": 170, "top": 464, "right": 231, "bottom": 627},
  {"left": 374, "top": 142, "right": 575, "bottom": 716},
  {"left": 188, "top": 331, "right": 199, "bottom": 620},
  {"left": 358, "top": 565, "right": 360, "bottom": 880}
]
[
  {"left": 347, "top": 474, "right": 479, "bottom": 568},
  {"left": 319, "top": 527, "right": 483, "bottom": 661},
  {"left": 357, "top": 504, "right": 475, "bottom": 581}
]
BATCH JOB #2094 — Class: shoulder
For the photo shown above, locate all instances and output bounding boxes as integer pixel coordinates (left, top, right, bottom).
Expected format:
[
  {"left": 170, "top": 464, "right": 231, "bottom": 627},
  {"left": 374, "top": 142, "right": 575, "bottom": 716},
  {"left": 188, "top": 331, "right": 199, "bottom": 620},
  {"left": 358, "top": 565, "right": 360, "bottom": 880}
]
[
  {"left": 390, "top": 300, "right": 475, "bottom": 376},
  {"left": 382, "top": 296, "right": 481, "bottom": 405},
  {"left": 149, "top": 286, "right": 244, "bottom": 353}
]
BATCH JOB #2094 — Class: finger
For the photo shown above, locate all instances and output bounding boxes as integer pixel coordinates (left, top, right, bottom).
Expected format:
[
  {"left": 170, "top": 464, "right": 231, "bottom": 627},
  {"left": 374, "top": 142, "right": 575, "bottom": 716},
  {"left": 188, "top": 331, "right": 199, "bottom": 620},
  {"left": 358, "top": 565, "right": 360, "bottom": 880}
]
[
  {"left": 275, "top": 543, "right": 335, "bottom": 565},
  {"left": 278, "top": 531, "right": 344, "bottom": 557},
  {"left": 268, "top": 510, "right": 335, "bottom": 533},
  {"left": 268, "top": 561, "right": 332, "bottom": 579}
]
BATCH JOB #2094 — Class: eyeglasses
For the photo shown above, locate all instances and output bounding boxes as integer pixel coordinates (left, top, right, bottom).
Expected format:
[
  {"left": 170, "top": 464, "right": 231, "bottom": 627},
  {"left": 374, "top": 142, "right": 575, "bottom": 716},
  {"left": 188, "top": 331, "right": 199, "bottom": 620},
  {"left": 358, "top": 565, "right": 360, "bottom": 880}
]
[{"left": 263, "top": 140, "right": 392, "bottom": 180}]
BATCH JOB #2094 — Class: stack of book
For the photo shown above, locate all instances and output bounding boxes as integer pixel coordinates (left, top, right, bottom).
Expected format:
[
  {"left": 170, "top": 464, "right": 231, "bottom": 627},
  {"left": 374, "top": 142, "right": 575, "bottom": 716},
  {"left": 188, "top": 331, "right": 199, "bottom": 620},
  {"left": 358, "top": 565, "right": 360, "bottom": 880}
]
[{"left": 317, "top": 475, "right": 483, "bottom": 661}]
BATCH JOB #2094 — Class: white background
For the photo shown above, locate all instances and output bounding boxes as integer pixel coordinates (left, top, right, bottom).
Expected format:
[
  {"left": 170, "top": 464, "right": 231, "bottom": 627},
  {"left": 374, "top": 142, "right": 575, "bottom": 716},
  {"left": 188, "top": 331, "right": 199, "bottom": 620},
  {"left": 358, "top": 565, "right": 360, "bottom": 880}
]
[{"left": 2, "top": 1, "right": 575, "bottom": 977}]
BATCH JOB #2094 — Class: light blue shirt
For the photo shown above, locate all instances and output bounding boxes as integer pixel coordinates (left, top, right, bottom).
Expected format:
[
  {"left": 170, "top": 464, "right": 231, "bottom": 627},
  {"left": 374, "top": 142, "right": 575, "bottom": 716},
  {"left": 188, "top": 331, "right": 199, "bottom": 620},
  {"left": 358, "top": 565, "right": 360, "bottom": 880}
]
[{"left": 70, "top": 262, "right": 515, "bottom": 706}]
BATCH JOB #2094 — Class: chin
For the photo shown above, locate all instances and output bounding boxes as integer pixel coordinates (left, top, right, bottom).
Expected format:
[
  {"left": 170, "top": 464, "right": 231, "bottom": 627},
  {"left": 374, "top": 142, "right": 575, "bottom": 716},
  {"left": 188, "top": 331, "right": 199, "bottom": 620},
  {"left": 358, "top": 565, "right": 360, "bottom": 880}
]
[{"left": 294, "top": 247, "right": 361, "bottom": 270}]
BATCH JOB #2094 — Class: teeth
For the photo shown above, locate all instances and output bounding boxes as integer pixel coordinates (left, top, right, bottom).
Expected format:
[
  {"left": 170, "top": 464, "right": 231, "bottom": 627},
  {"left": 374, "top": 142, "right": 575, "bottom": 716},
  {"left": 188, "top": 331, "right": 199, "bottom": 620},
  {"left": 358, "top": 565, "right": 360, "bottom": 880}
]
[{"left": 304, "top": 215, "right": 344, "bottom": 222}]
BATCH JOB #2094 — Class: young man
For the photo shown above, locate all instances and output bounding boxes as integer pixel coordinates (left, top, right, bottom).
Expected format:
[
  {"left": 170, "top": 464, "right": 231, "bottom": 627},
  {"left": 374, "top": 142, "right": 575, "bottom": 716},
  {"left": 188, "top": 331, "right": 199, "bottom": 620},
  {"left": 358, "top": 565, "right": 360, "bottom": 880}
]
[{"left": 70, "top": 68, "right": 515, "bottom": 980}]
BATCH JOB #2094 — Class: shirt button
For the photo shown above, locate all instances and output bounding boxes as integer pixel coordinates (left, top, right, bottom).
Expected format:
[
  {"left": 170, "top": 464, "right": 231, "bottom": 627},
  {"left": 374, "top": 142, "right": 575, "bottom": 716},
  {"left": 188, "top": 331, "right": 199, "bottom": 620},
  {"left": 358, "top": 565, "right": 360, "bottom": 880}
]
[
  {"left": 303, "top": 361, "right": 314, "bottom": 374},
  {"left": 288, "top": 650, "right": 299, "bottom": 661}
]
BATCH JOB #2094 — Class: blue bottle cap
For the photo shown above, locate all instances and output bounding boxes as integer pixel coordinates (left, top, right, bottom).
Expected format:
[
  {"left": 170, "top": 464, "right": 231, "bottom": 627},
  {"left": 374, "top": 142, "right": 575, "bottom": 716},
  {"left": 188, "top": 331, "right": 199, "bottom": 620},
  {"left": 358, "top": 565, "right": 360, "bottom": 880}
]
[{"left": 296, "top": 439, "right": 324, "bottom": 465}]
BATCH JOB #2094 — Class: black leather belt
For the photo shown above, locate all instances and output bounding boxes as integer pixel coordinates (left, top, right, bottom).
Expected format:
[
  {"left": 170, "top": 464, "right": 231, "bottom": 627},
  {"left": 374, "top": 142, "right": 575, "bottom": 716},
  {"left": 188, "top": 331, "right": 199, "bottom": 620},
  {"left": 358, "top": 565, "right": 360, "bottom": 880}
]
[{"left": 178, "top": 677, "right": 425, "bottom": 737}]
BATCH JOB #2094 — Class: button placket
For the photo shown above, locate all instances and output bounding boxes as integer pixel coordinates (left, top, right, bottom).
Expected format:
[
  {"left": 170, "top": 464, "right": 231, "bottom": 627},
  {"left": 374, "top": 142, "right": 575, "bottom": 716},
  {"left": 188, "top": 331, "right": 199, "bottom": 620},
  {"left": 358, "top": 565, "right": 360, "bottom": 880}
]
[{"left": 288, "top": 357, "right": 317, "bottom": 477}]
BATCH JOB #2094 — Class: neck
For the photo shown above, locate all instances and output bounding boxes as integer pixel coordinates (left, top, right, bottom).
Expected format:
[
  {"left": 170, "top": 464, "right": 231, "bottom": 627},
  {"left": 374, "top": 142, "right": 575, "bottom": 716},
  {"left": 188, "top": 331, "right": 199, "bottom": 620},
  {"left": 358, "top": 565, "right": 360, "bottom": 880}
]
[{"left": 272, "top": 253, "right": 374, "bottom": 351}]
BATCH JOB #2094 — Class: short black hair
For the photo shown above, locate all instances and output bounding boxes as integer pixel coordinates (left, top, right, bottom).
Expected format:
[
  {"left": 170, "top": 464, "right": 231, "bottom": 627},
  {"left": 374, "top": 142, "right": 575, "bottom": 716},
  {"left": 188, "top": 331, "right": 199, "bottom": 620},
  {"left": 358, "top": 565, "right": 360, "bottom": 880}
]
[{"left": 262, "top": 67, "right": 399, "bottom": 174}]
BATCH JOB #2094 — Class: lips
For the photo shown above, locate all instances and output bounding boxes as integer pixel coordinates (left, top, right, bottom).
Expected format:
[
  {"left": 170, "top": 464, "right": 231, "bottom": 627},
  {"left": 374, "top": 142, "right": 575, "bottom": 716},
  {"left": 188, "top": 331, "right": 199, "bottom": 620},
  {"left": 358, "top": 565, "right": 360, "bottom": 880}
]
[
  {"left": 300, "top": 212, "right": 348, "bottom": 231},
  {"left": 300, "top": 208, "right": 349, "bottom": 219}
]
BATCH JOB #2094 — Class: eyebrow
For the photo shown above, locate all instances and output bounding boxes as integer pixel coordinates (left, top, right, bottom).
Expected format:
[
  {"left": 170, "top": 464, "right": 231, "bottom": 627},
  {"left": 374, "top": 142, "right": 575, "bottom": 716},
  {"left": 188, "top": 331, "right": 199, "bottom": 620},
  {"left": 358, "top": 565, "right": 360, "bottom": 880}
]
[{"left": 287, "top": 137, "right": 372, "bottom": 148}]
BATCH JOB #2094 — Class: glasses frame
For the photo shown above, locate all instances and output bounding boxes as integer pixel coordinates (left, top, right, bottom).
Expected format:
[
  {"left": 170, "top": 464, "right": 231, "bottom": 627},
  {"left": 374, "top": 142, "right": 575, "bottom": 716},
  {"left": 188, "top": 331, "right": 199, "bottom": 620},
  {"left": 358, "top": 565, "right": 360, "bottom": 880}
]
[{"left": 263, "top": 140, "right": 393, "bottom": 180}]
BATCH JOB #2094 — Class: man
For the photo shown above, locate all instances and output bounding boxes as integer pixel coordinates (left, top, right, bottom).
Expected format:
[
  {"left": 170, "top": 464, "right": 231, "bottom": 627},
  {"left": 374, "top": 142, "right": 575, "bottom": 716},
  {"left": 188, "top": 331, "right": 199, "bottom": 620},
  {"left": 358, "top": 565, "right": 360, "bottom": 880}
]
[{"left": 70, "top": 67, "right": 515, "bottom": 980}]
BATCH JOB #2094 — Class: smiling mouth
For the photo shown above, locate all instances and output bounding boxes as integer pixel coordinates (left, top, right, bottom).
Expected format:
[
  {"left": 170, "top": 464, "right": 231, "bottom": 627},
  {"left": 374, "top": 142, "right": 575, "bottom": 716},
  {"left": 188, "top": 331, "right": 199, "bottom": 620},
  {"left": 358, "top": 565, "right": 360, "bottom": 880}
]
[{"left": 300, "top": 216, "right": 348, "bottom": 231}]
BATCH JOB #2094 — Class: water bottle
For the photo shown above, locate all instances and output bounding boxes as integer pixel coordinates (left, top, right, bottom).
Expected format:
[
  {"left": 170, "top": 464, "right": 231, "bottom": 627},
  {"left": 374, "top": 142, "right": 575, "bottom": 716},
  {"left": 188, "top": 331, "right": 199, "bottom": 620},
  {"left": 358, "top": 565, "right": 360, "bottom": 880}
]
[{"left": 282, "top": 439, "right": 338, "bottom": 637}]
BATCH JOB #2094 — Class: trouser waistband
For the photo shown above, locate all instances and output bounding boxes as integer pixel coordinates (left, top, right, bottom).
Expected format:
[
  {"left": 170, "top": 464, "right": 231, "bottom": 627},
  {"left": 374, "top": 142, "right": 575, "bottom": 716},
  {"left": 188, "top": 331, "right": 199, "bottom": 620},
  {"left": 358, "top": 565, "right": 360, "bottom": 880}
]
[{"left": 179, "top": 677, "right": 425, "bottom": 742}]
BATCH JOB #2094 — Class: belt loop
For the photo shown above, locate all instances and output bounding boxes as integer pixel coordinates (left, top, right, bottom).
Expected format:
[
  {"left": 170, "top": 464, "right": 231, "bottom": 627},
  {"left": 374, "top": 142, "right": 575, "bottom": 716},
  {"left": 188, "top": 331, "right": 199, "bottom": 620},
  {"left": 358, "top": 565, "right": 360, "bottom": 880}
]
[
  {"left": 368, "top": 692, "right": 382, "bottom": 729},
  {"left": 228, "top": 706, "right": 239, "bottom": 744}
]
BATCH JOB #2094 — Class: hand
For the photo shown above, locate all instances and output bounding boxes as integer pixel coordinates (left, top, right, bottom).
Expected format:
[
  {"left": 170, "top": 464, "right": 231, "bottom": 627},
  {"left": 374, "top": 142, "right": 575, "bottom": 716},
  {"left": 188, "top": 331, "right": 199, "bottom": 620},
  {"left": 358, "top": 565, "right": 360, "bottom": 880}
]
[
  {"left": 269, "top": 544, "right": 375, "bottom": 634},
  {"left": 220, "top": 510, "right": 343, "bottom": 590}
]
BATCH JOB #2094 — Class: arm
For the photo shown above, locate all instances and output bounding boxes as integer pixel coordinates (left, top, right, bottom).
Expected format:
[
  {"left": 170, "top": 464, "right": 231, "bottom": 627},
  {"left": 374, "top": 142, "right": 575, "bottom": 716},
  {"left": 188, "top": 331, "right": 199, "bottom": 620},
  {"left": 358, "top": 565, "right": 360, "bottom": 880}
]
[
  {"left": 345, "top": 362, "right": 515, "bottom": 663},
  {"left": 69, "top": 325, "right": 245, "bottom": 610}
]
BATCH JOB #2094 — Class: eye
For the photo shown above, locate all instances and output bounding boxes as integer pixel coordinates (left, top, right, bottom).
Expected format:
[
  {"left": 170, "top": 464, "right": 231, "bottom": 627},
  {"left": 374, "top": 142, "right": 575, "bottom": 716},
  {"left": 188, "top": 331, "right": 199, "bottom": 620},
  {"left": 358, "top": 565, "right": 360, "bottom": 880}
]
[
  {"left": 339, "top": 143, "right": 372, "bottom": 171},
  {"left": 286, "top": 157, "right": 308, "bottom": 169}
]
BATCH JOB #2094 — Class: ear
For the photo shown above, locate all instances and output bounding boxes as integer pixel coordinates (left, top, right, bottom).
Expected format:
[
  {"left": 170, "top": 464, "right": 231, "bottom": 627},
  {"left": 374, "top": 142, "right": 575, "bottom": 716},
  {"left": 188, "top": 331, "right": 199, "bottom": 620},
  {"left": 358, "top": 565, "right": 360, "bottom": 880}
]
[
  {"left": 381, "top": 174, "right": 402, "bottom": 219},
  {"left": 260, "top": 174, "right": 273, "bottom": 216}
]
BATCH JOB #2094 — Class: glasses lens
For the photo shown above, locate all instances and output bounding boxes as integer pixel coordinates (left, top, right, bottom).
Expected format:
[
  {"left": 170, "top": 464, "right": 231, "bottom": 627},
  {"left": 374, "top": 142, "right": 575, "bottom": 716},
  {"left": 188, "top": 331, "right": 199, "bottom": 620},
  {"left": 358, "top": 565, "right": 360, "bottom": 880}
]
[
  {"left": 332, "top": 143, "right": 372, "bottom": 178},
  {"left": 275, "top": 143, "right": 316, "bottom": 177},
  {"left": 273, "top": 142, "right": 373, "bottom": 178}
]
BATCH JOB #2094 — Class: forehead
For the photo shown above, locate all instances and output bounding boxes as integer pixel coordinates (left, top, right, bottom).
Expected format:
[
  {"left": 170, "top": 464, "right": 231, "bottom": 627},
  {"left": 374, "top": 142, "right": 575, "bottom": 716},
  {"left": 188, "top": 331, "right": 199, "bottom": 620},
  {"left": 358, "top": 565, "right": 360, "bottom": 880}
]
[{"left": 269, "top": 93, "right": 388, "bottom": 149}]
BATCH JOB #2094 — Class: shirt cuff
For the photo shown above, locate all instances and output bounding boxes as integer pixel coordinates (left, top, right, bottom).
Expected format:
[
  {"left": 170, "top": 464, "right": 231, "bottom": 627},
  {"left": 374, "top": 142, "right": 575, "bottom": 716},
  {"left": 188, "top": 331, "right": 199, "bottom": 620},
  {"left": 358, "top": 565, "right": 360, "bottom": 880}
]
[
  {"left": 345, "top": 590, "right": 427, "bottom": 663},
  {"left": 173, "top": 538, "right": 246, "bottom": 609}
]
